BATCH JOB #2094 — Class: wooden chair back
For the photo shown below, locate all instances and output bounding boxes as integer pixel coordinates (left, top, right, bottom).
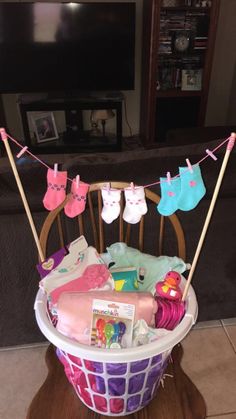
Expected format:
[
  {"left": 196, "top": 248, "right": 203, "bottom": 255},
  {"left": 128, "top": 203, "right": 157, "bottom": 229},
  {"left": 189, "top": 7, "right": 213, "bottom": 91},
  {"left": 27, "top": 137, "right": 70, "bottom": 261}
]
[{"left": 39, "top": 181, "right": 186, "bottom": 260}]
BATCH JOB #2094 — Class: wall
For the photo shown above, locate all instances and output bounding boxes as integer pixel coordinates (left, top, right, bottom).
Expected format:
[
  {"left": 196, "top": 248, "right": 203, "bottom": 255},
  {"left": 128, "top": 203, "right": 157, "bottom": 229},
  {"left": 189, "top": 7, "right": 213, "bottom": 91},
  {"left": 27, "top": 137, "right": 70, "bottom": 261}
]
[{"left": 205, "top": 0, "right": 236, "bottom": 126}]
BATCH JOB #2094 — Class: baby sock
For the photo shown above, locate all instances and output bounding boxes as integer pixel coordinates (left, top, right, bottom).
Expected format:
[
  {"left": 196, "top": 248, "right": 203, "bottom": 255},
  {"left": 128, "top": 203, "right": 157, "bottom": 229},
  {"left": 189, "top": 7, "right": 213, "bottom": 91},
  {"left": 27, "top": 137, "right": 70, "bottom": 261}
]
[
  {"left": 123, "top": 186, "right": 147, "bottom": 224},
  {"left": 64, "top": 179, "right": 89, "bottom": 218},
  {"left": 43, "top": 168, "right": 67, "bottom": 211},
  {"left": 178, "top": 164, "right": 206, "bottom": 211},
  {"left": 157, "top": 177, "right": 181, "bottom": 216},
  {"left": 101, "top": 187, "right": 121, "bottom": 224}
]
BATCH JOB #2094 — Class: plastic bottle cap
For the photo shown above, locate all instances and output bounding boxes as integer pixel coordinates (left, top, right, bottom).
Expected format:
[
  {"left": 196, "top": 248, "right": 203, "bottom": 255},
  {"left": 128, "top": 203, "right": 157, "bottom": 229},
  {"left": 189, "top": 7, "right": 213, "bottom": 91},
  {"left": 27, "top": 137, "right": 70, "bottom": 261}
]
[{"left": 110, "top": 342, "right": 121, "bottom": 349}]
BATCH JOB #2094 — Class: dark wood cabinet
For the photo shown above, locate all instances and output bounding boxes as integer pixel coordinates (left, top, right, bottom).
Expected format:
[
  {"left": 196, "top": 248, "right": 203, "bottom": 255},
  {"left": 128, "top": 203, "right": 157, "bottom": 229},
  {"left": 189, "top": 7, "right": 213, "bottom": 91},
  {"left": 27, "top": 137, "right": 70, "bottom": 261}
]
[
  {"left": 18, "top": 93, "right": 123, "bottom": 154},
  {"left": 140, "top": 0, "right": 220, "bottom": 147}
]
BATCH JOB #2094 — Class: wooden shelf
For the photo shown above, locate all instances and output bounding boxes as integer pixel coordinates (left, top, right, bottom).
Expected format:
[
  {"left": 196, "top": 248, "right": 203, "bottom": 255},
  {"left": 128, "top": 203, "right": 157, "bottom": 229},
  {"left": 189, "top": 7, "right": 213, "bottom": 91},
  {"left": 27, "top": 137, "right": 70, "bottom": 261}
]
[
  {"left": 157, "top": 89, "right": 202, "bottom": 97},
  {"left": 161, "top": 6, "right": 211, "bottom": 12},
  {"left": 140, "top": 0, "right": 220, "bottom": 147}
]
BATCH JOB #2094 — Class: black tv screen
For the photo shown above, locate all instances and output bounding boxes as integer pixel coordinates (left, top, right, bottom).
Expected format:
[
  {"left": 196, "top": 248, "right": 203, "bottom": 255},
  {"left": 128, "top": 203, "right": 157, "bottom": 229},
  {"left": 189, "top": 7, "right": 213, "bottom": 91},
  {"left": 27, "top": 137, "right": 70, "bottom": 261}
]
[{"left": 0, "top": 2, "right": 135, "bottom": 93}]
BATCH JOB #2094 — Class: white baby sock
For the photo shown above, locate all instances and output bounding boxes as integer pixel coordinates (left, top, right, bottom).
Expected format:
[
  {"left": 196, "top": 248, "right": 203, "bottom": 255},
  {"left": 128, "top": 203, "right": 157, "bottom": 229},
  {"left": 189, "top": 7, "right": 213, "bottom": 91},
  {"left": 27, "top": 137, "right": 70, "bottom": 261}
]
[
  {"left": 123, "top": 185, "right": 147, "bottom": 224},
  {"left": 101, "top": 187, "right": 121, "bottom": 224}
]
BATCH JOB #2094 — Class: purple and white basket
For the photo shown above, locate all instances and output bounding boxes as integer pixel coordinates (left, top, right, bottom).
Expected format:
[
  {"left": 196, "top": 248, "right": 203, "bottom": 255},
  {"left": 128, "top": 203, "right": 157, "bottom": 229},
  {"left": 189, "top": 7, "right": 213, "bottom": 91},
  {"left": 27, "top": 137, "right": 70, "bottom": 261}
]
[{"left": 34, "top": 278, "right": 197, "bottom": 416}]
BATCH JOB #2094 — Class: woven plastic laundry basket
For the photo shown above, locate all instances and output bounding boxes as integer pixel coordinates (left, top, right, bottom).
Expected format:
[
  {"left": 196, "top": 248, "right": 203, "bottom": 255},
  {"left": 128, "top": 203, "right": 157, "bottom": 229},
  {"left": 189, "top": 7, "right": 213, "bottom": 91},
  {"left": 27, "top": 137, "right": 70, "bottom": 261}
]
[{"left": 34, "top": 278, "right": 197, "bottom": 416}]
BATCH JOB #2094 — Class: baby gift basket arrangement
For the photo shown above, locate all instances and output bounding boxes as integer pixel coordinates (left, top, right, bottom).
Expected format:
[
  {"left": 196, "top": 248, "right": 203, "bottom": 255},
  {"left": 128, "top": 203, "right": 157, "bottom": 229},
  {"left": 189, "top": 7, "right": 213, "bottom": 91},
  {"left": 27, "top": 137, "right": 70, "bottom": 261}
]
[
  {"left": 35, "top": 238, "right": 197, "bottom": 415},
  {"left": 1, "top": 127, "right": 235, "bottom": 416}
]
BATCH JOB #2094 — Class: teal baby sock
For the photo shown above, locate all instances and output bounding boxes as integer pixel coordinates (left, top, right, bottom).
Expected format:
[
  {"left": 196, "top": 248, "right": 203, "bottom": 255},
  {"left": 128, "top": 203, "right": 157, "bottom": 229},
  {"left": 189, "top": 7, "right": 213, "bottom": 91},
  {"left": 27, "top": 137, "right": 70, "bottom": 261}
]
[
  {"left": 157, "top": 177, "right": 181, "bottom": 216},
  {"left": 178, "top": 164, "right": 206, "bottom": 211}
]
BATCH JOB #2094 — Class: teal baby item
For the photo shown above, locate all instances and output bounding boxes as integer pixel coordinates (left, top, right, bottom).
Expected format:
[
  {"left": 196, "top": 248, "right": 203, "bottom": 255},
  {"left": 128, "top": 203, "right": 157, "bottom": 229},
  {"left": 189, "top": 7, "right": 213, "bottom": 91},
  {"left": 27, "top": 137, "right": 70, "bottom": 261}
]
[
  {"left": 106, "top": 242, "right": 189, "bottom": 295},
  {"left": 178, "top": 164, "right": 206, "bottom": 211},
  {"left": 157, "top": 176, "right": 181, "bottom": 216},
  {"left": 110, "top": 267, "right": 139, "bottom": 291}
]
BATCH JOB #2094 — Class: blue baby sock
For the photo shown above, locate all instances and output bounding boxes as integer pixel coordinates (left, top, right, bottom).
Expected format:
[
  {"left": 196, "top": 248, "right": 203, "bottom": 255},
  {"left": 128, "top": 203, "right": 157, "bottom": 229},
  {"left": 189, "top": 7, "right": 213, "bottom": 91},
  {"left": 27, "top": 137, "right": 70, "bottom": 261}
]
[
  {"left": 157, "top": 177, "right": 181, "bottom": 216},
  {"left": 178, "top": 164, "right": 206, "bottom": 211}
]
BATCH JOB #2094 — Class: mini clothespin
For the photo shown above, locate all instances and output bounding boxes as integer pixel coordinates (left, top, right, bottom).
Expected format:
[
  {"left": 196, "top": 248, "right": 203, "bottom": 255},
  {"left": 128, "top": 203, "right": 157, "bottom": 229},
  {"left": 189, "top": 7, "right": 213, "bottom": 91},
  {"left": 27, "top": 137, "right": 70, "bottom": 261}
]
[
  {"left": 16, "top": 146, "right": 28, "bottom": 159},
  {"left": 106, "top": 182, "right": 110, "bottom": 194},
  {"left": 228, "top": 132, "right": 236, "bottom": 150},
  {"left": 76, "top": 175, "right": 80, "bottom": 189},
  {"left": 206, "top": 149, "right": 217, "bottom": 161},
  {"left": 166, "top": 171, "right": 171, "bottom": 185},
  {"left": 53, "top": 163, "right": 58, "bottom": 178},
  {"left": 186, "top": 158, "right": 193, "bottom": 173},
  {"left": 130, "top": 182, "right": 135, "bottom": 193}
]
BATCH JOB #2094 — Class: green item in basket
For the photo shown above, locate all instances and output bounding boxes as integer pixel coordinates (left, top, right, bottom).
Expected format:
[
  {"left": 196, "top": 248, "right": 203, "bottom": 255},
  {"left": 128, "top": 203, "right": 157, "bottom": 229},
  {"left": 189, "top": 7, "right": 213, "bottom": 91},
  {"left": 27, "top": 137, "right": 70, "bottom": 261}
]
[
  {"left": 106, "top": 242, "right": 189, "bottom": 295},
  {"left": 110, "top": 266, "right": 139, "bottom": 291}
]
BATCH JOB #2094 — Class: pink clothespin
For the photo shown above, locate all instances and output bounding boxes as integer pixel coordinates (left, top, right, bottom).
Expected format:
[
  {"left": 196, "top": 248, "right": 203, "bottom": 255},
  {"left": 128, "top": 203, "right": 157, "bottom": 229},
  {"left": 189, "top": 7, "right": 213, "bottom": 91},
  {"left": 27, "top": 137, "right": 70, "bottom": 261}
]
[
  {"left": 16, "top": 146, "right": 28, "bottom": 159},
  {"left": 53, "top": 163, "right": 58, "bottom": 178},
  {"left": 227, "top": 132, "right": 236, "bottom": 151},
  {"left": 206, "top": 149, "right": 217, "bottom": 161},
  {"left": 76, "top": 175, "right": 80, "bottom": 189},
  {"left": 106, "top": 182, "right": 110, "bottom": 194},
  {"left": 186, "top": 158, "right": 193, "bottom": 173},
  {"left": 166, "top": 171, "right": 171, "bottom": 185},
  {"left": 0, "top": 128, "right": 7, "bottom": 141}
]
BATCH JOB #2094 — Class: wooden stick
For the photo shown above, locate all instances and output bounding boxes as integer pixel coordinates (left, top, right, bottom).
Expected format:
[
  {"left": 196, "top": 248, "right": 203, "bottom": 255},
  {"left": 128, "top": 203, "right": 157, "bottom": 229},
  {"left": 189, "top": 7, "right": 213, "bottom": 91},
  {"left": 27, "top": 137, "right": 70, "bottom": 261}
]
[
  {"left": 0, "top": 128, "right": 45, "bottom": 262},
  {"left": 182, "top": 132, "right": 235, "bottom": 301}
]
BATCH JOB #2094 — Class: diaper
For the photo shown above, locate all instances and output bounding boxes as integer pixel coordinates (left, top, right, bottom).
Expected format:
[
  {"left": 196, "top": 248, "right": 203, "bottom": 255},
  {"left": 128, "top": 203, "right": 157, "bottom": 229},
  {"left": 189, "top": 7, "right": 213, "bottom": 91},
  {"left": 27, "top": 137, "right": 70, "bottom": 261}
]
[{"left": 55, "top": 291, "right": 158, "bottom": 345}]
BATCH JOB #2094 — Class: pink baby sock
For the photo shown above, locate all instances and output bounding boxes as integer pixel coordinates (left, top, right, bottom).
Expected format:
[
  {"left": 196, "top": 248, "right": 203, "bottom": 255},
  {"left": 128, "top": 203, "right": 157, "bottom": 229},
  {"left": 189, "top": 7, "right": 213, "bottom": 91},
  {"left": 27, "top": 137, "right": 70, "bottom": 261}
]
[
  {"left": 43, "top": 168, "right": 67, "bottom": 211},
  {"left": 101, "top": 187, "right": 121, "bottom": 224},
  {"left": 123, "top": 185, "right": 147, "bottom": 224},
  {"left": 64, "top": 179, "right": 89, "bottom": 218}
]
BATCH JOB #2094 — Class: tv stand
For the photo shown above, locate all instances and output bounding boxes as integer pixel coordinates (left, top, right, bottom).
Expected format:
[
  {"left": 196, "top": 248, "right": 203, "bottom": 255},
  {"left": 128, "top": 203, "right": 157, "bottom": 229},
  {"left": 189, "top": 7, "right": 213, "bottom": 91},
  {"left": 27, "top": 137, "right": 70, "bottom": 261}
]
[{"left": 19, "top": 92, "right": 124, "bottom": 154}]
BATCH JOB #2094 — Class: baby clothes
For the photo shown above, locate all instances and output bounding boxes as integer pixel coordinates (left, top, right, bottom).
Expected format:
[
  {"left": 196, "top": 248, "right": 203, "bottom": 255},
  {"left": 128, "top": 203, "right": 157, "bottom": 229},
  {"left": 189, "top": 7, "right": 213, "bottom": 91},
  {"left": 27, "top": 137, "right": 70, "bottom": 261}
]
[
  {"left": 39, "top": 236, "right": 107, "bottom": 295},
  {"left": 177, "top": 164, "right": 206, "bottom": 211},
  {"left": 101, "top": 187, "right": 121, "bottom": 224},
  {"left": 106, "top": 242, "right": 189, "bottom": 295},
  {"left": 157, "top": 177, "right": 181, "bottom": 216},
  {"left": 43, "top": 168, "right": 67, "bottom": 211},
  {"left": 157, "top": 164, "right": 206, "bottom": 215},
  {"left": 123, "top": 185, "right": 147, "bottom": 224},
  {"left": 64, "top": 180, "right": 89, "bottom": 218},
  {"left": 50, "top": 264, "right": 112, "bottom": 306}
]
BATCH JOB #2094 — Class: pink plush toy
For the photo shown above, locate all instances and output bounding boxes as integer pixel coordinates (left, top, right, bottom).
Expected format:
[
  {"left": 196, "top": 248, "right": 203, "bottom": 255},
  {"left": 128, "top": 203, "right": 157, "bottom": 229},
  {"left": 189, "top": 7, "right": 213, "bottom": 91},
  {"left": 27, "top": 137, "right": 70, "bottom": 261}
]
[{"left": 155, "top": 271, "right": 182, "bottom": 301}]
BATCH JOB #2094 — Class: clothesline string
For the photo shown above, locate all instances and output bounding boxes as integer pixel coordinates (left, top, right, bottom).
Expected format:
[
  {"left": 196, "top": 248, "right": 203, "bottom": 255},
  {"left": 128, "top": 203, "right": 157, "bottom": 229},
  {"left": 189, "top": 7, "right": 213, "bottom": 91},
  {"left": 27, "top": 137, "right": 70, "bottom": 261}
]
[
  {"left": 5, "top": 132, "right": 231, "bottom": 190},
  {"left": 144, "top": 136, "right": 230, "bottom": 188},
  {"left": 6, "top": 132, "right": 74, "bottom": 182}
]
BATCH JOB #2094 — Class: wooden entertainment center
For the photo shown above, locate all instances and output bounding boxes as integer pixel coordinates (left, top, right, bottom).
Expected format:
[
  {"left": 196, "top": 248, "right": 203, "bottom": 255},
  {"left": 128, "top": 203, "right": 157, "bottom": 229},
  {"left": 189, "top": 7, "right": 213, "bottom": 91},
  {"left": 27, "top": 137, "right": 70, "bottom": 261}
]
[
  {"left": 140, "top": 0, "right": 220, "bottom": 147},
  {"left": 19, "top": 92, "right": 124, "bottom": 154}
]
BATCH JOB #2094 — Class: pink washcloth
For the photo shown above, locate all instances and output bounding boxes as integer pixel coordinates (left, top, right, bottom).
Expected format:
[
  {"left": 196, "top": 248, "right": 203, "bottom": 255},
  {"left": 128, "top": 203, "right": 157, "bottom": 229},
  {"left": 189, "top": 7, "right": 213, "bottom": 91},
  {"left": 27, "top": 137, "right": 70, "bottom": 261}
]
[{"left": 50, "top": 264, "right": 111, "bottom": 305}]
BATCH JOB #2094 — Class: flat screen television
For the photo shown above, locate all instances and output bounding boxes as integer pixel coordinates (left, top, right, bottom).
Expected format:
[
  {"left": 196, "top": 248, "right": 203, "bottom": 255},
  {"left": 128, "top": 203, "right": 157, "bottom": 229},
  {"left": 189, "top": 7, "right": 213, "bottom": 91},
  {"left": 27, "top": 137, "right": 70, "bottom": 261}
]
[{"left": 0, "top": 2, "right": 135, "bottom": 94}]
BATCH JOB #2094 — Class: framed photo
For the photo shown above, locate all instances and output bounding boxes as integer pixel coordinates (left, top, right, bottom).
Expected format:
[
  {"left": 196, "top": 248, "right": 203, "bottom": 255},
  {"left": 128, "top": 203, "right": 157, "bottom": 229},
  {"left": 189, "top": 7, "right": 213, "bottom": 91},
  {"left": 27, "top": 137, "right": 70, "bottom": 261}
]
[
  {"left": 181, "top": 69, "right": 202, "bottom": 91},
  {"left": 31, "top": 112, "right": 59, "bottom": 143}
]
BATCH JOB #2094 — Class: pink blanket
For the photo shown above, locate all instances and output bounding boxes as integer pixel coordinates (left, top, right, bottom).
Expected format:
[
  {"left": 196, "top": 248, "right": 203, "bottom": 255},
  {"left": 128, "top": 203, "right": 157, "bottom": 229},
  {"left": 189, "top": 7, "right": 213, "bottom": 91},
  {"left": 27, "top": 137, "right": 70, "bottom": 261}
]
[{"left": 56, "top": 291, "right": 158, "bottom": 345}]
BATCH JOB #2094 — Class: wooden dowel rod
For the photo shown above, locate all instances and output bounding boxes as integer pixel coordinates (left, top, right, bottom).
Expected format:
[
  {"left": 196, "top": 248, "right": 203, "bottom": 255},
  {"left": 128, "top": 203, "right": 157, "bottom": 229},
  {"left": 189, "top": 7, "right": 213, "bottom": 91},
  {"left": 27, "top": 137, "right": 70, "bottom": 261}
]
[
  {"left": 182, "top": 133, "right": 235, "bottom": 301},
  {"left": 0, "top": 128, "right": 45, "bottom": 262}
]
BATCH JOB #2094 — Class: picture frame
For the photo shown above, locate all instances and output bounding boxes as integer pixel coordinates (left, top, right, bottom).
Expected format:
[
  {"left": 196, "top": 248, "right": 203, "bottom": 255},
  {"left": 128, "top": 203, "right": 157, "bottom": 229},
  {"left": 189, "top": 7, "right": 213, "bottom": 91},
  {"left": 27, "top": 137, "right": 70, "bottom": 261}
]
[
  {"left": 181, "top": 69, "right": 202, "bottom": 91},
  {"left": 31, "top": 112, "right": 59, "bottom": 143}
]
